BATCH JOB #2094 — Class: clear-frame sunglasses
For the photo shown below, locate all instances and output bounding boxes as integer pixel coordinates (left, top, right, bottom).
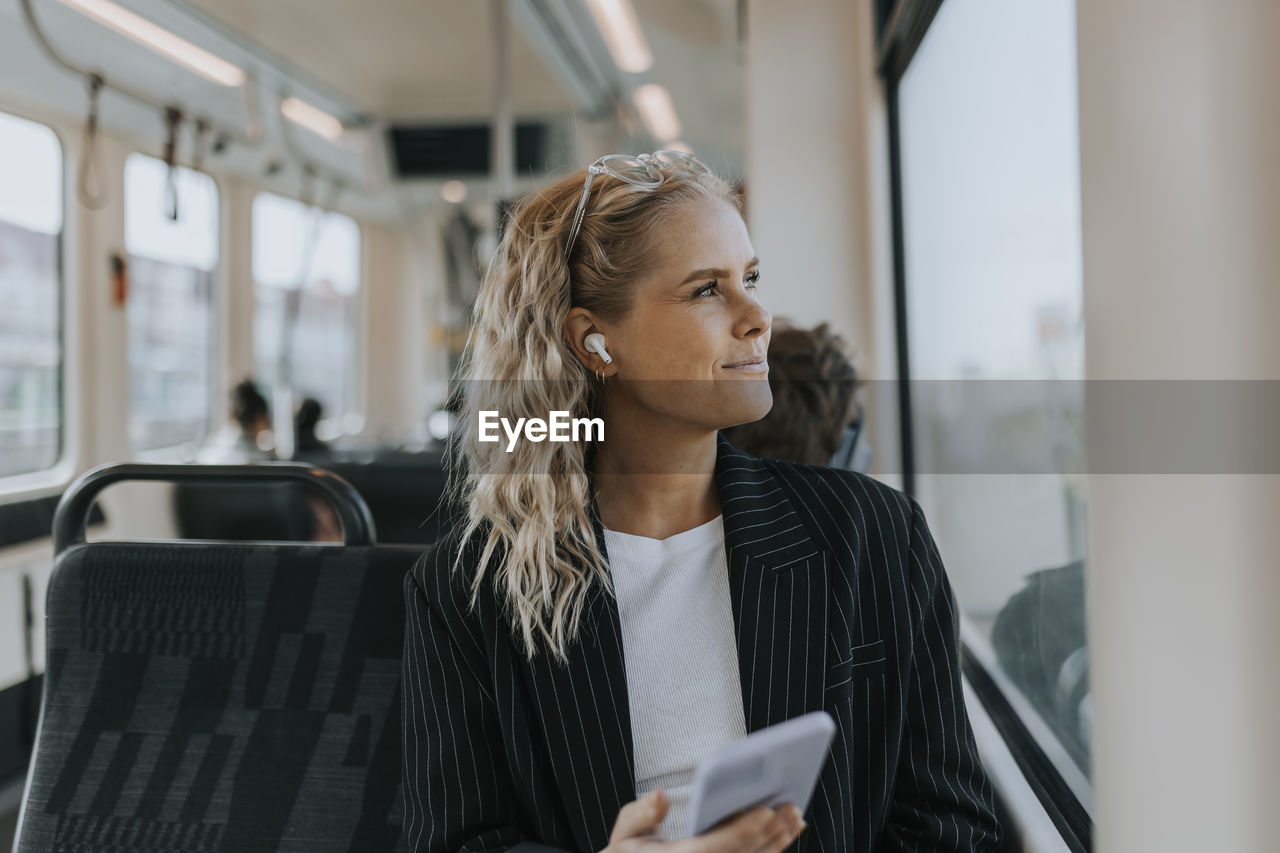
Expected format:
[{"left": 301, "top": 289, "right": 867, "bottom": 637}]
[{"left": 563, "top": 149, "right": 712, "bottom": 259}]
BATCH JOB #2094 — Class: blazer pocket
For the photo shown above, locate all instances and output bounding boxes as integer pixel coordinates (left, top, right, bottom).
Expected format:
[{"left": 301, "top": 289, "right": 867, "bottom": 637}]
[{"left": 825, "top": 640, "right": 887, "bottom": 703}]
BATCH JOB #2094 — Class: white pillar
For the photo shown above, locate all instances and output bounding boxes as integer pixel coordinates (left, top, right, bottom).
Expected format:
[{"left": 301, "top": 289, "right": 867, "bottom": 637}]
[
  {"left": 360, "top": 223, "right": 430, "bottom": 441},
  {"left": 1078, "top": 2, "right": 1280, "bottom": 851},
  {"left": 218, "top": 176, "right": 257, "bottom": 417},
  {"left": 744, "top": 0, "right": 900, "bottom": 483},
  {"left": 74, "top": 131, "right": 130, "bottom": 467},
  {"left": 744, "top": 0, "right": 886, "bottom": 374}
]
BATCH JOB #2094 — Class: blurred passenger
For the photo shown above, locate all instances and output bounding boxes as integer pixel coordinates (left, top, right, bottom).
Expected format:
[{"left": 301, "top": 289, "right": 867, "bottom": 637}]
[
  {"left": 721, "top": 322, "right": 862, "bottom": 466},
  {"left": 290, "top": 396, "right": 343, "bottom": 541},
  {"left": 402, "top": 150, "right": 1000, "bottom": 851},
  {"left": 293, "top": 396, "right": 330, "bottom": 456},
  {"left": 196, "top": 378, "right": 275, "bottom": 464}
]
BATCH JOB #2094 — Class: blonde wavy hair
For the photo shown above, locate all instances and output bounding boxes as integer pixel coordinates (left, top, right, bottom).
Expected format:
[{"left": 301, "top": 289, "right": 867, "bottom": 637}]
[{"left": 451, "top": 157, "right": 739, "bottom": 661}]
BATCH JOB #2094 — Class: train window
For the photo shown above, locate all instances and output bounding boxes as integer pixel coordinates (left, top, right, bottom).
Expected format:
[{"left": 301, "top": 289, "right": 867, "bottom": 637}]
[
  {"left": 897, "top": 0, "right": 1090, "bottom": 788},
  {"left": 252, "top": 192, "right": 362, "bottom": 435},
  {"left": 123, "top": 153, "right": 219, "bottom": 454},
  {"left": 0, "top": 111, "right": 62, "bottom": 481}
]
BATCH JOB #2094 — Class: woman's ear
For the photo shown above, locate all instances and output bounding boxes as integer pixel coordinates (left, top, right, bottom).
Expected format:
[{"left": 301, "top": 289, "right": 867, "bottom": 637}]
[{"left": 563, "top": 308, "right": 617, "bottom": 376}]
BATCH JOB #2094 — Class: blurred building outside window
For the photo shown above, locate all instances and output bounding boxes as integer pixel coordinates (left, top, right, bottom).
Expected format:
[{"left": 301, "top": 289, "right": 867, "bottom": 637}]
[
  {"left": 252, "top": 191, "right": 362, "bottom": 443},
  {"left": 899, "top": 0, "right": 1091, "bottom": 781},
  {"left": 124, "top": 152, "right": 218, "bottom": 454},
  {"left": 0, "top": 111, "right": 63, "bottom": 480}
]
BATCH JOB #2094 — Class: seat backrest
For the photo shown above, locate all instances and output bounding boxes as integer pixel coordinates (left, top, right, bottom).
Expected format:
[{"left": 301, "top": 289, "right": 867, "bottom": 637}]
[
  {"left": 322, "top": 455, "right": 459, "bottom": 545},
  {"left": 14, "top": 539, "right": 418, "bottom": 852},
  {"left": 173, "top": 481, "right": 315, "bottom": 541}
]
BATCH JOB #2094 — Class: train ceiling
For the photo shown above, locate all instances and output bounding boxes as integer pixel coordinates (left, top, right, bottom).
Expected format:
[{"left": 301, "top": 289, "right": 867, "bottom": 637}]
[
  {"left": 180, "top": 0, "right": 577, "bottom": 121},
  {"left": 0, "top": 0, "right": 744, "bottom": 220}
]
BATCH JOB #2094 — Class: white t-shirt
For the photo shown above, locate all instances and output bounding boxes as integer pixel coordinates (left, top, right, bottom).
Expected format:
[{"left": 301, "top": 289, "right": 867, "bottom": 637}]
[{"left": 605, "top": 515, "right": 748, "bottom": 840}]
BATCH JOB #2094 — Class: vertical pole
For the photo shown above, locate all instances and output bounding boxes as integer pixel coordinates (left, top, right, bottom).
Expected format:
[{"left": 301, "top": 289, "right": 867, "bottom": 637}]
[{"left": 491, "top": 0, "right": 515, "bottom": 207}]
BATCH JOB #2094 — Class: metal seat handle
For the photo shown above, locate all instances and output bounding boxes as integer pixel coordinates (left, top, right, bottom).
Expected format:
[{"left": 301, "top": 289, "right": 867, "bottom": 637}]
[{"left": 53, "top": 462, "right": 378, "bottom": 553}]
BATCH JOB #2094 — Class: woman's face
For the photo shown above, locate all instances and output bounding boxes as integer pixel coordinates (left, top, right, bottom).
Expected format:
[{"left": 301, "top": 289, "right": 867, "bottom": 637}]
[{"left": 600, "top": 196, "right": 773, "bottom": 434}]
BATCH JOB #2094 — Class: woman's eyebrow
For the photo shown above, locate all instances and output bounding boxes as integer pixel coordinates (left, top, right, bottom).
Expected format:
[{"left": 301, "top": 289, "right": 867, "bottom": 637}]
[
  {"left": 677, "top": 257, "right": 761, "bottom": 286},
  {"left": 678, "top": 267, "right": 728, "bottom": 285}
]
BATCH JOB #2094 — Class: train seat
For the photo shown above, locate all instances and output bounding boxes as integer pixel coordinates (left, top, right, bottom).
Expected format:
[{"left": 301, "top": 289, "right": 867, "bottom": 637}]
[
  {"left": 315, "top": 450, "right": 459, "bottom": 546},
  {"left": 173, "top": 480, "right": 315, "bottom": 542},
  {"left": 13, "top": 464, "right": 418, "bottom": 852}
]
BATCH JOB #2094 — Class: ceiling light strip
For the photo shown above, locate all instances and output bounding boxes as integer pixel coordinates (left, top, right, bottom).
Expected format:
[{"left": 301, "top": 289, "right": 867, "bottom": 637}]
[
  {"left": 281, "top": 96, "right": 345, "bottom": 141},
  {"left": 585, "top": 0, "right": 653, "bottom": 73},
  {"left": 56, "top": 0, "right": 245, "bottom": 87},
  {"left": 634, "top": 83, "right": 681, "bottom": 142}
]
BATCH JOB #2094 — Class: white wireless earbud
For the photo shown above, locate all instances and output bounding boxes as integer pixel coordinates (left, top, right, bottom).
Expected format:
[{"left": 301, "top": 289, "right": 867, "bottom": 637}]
[{"left": 584, "top": 333, "right": 612, "bottom": 364}]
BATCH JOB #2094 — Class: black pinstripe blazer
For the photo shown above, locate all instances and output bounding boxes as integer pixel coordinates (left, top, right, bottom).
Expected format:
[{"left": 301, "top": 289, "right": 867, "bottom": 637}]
[{"left": 402, "top": 438, "right": 1001, "bottom": 852}]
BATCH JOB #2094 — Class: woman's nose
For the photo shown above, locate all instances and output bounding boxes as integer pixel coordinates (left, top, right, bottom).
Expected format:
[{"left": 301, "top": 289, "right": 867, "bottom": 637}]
[{"left": 737, "top": 296, "right": 771, "bottom": 339}]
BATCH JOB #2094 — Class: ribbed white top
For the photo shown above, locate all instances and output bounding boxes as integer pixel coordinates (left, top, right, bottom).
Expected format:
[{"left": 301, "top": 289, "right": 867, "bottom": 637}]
[{"left": 605, "top": 515, "right": 747, "bottom": 840}]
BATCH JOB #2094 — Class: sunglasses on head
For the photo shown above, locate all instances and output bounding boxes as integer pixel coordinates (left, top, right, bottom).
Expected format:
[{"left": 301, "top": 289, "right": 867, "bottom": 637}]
[{"left": 563, "top": 149, "right": 712, "bottom": 259}]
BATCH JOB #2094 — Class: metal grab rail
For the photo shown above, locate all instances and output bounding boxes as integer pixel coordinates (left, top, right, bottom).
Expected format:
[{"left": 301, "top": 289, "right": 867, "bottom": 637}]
[
  {"left": 52, "top": 462, "right": 378, "bottom": 553},
  {"left": 17, "top": 0, "right": 373, "bottom": 197},
  {"left": 17, "top": 0, "right": 263, "bottom": 150}
]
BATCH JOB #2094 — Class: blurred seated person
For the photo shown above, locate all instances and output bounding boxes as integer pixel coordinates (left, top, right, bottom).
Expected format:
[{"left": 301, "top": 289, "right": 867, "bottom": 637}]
[
  {"left": 292, "top": 396, "right": 342, "bottom": 540},
  {"left": 197, "top": 379, "right": 276, "bottom": 464},
  {"left": 722, "top": 322, "right": 867, "bottom": 469},
  {"left": 293, "top": 396, "right": 330, "bottom": 456},
  {"left": 188, "top": 381, "right": 341, "bottom": 542}
]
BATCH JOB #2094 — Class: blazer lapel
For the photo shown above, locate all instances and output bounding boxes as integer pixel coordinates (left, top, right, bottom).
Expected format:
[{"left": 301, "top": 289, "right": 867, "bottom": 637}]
[
  {"left": 520, "top": 526, "right": 636, "bottom": 852},
  {"left": 716, "top": 437, "right": 832, "bottom": 733}
]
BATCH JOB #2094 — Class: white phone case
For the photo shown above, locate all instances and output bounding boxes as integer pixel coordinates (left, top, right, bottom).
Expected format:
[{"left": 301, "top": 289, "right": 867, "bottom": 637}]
[{"left": 685, "top": 711, "right": 837, "bottom": 838}]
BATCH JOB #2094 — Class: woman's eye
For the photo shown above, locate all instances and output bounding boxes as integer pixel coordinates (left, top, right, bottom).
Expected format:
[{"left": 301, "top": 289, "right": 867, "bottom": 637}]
[
  {"left": 694, "top": 281, "right": 718, "bottom": 297},
  {"left": 745, "top": 270, "right": 762, "bottom": 288}
]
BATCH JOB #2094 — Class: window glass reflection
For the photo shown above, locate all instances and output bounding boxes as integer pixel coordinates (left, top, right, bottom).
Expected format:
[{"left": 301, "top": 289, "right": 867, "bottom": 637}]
[
  {"left": 899, "top": 0, "right": 1090, "bottom": 777},
  {"left": 252, "top": 192, "right": 361, "bottom": 440},
  {"left": 0, "top": 111, "right": 62, "bottom": 478},
  {"left": 124, "top": 153, "right": 218, "bottom": 454}
]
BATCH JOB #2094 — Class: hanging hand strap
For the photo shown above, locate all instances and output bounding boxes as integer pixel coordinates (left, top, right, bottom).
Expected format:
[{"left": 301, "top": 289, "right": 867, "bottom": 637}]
[
  {"left": 162, "top": 107, "right": 183, "bottom": 221},
  {"left": 76, "top": 74, "right": 108, "bottom": 210}
]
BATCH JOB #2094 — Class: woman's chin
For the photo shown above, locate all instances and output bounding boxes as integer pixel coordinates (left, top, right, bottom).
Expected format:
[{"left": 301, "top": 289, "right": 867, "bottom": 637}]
[
  {"left": 711, "top": 382, "right": 773, "bottom": 430},
  {"left": 606, "top": 379, "right": 772, "bottom": 435}
]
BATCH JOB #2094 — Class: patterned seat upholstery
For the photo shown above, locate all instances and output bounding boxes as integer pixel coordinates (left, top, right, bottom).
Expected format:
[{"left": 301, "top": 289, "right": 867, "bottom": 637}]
[{"left": 15, "top": 540, "right": 418, "bottom": 852}]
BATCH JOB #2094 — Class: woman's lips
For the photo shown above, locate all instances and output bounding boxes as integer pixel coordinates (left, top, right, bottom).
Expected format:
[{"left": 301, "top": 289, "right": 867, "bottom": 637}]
[{"left": 722, "top": 359, "right": 768, "bottom": 373}]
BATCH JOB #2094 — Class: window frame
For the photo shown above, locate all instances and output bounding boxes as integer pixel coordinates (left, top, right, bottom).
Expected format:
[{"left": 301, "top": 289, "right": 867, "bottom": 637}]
[
  {"left": 876, "top": 1, "right": 1095, "bottom": 848},
  {"left": 0, "top": 106, "right": 69, "bottom": 791}
]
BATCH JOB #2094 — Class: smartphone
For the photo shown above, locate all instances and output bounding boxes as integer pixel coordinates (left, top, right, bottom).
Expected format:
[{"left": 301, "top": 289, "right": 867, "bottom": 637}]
[{"left": 685, "top": 711, "right": 837, "bottom": 838}]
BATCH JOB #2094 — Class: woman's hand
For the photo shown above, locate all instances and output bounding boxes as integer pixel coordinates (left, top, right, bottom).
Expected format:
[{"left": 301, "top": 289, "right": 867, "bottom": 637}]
[{"left": 601, "top": 789, "right": 806, "bottom": 853}]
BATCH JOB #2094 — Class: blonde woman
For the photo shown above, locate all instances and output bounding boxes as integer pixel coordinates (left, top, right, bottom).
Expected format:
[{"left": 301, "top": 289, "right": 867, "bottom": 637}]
[{"left": 402, "top": 152, "right": 1001, "bottom": 852}]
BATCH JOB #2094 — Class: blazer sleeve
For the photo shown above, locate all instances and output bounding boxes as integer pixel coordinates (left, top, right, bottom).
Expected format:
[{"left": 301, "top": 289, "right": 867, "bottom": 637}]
[
  {"left": 881, "top": 499, "right": 1003, "bottom": 851},
  {"left": 402, "top": 569, "right": 570, "bottom": 853}
]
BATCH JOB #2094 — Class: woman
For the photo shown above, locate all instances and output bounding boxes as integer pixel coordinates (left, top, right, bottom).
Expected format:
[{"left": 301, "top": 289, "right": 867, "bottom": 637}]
[{"left": 402, "top": 151, "right": 1001, "bottom": 852}]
